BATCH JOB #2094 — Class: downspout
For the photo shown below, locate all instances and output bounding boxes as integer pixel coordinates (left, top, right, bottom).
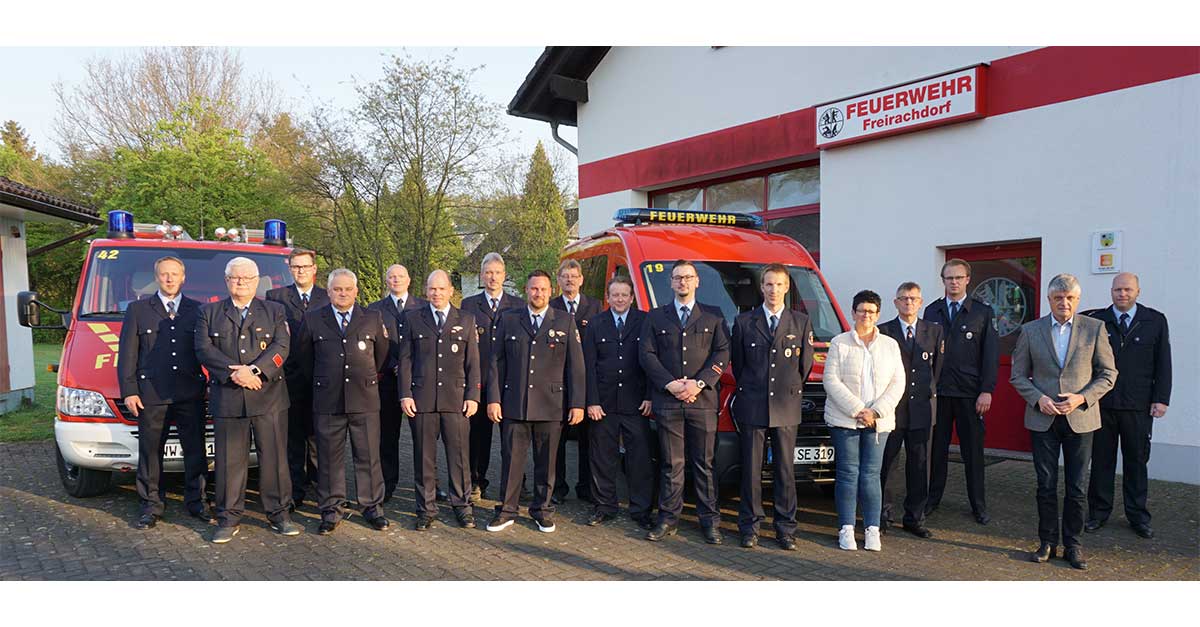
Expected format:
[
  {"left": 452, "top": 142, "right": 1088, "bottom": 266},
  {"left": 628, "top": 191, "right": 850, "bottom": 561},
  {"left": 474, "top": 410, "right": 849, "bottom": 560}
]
[{"left": 550, "top": 122, "right": 577, "bottom": 156}]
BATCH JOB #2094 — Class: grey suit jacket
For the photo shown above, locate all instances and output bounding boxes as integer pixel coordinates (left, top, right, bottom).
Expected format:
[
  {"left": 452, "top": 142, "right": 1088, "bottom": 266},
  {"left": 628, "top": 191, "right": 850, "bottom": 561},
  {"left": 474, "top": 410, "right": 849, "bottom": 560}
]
[{"left": 1010, "top": 314, "right": 1117, "bottom": 433}]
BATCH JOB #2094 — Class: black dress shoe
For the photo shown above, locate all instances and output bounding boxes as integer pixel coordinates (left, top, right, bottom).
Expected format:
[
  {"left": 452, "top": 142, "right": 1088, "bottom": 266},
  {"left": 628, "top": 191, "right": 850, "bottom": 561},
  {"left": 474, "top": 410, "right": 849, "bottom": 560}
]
[
  {"left": 414, "top": 514, "right": 434, "bottom": 531},
  {"left": 973, "top": 512, "right": 991, "bottom": 525},
  {"left": 188, "top": 505, "right": 216, "bottom": 525},
  {"left": 1064, "top": 546, "right": 1088, "bottom": 570},
  {"left": 740, "top": 534, "right": 758, "bottom": 549},
  {"left": 135, "top": 513, "right": 160, "bottom": 530},
  {"left": 632, "top": 516, "right": 655, "bottom": 530},
  {"left": 902, "top": 523, "right": 933, "bottom": 539},
  {"left": 367, "top": 515, "right": 390, "bottom": 531},
  {"left": 1131, "top": 523, "right": 1155, "bottom": 539},
  {"left": 1029, "top": 542, "right": 1056, "bottom": 563},
  {"left": 587, "top": 511, "right": 617, "bottom": 526},
  {"left": 646, "top": 522, "right": 678, "bottom": 541},
  {"left": 317, "top": 520, "right": 339, "bottom": 536},
  {"left": 456, "top": 511, "right": 477, "bottom": 529},
  {"left": 702, "top": 526, "right": 723, "bottom": 545},
  {"left": 1084, "top": 518, "right": 1106, "bottom": 533},
  {"left": 776, "top": 535, "right": 798, "bottom": 551}
]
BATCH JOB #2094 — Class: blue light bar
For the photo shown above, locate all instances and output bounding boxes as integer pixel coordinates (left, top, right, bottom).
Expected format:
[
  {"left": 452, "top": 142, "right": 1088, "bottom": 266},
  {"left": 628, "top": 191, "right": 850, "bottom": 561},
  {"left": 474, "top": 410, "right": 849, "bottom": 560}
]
[
  {"left": 263, "top": 219, "right": 287, "bottom": 246},
  {"left": 613, "top": 208, "right": 764, "bottom": 229},
  {"left": 107, "top": 210, "right": 134, "bottom": 239}
]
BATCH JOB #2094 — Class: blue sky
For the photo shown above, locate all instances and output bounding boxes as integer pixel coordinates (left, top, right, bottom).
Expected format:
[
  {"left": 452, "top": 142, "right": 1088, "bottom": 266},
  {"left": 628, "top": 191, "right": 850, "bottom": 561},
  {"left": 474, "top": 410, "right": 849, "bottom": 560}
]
[{"left": 0, "top": 46, "right": 575, "bottom": 164}]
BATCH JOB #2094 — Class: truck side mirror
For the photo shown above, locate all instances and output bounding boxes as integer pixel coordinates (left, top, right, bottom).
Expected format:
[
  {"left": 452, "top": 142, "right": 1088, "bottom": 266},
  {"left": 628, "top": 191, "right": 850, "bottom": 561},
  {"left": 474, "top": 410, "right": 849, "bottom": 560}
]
[{"left": 17, "top": 291, "right": 68, "bottom": 330}]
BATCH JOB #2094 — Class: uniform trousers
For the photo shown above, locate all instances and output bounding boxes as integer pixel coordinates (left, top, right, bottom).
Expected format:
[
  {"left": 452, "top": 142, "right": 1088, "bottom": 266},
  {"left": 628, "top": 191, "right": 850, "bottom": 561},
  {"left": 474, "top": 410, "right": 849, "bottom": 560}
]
[
  {"left": 136, "top": 400, "right": 207, "bottom": 516},
  {"left": 655, "top": 407, "right": 719, "bottom": 528},
  {"left": 214, "top": 412, "right": 292, "bottom": 527},
  {"left": 737, "top": 423, "right": 799, "bottom": 538},
  {"left": 555, "top": 419, "right": 592, "bottom": 499},
  {"left": 378, "top": 374, "right": 405, "bottom": 497},
  {"left": 880, "top": 426, "right": 931, "bottom": 526},
  {"left": 1088, "top": 408, "right": 1153, "bottom": 526},
  {"left": 497, "top": 419, "right": 562, "bottom": 518},
  {"left": 588, "top": 412, "right": 656, "bottom": 520},
  {"left": 469, "top": 414, "right": 496, "bottom": 492},
  {"left": 929, "top": 396, "right": 987, "bottom": 515},
  {"left": 409, "top": 411, "right": 472, "bottom": 515},
  {"left": 285, "top": 380, "right": 319, "bottom": 502},
  {"left": 315, "top": 411, "right": 385, "bottom": 523}
]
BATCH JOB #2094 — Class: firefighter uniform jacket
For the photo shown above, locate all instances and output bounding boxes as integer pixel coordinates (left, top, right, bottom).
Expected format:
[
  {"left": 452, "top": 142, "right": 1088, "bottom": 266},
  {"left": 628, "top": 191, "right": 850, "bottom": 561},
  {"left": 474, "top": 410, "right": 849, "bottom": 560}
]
[
  {"left": 878, "top": 317, "right": 944, "bottom": 430},
  {"left": 118, "top": 294, "right": 206, "bottom": 405},
  {"left": 292, "top": 304, "right": 390, "bottom": 415},
  {"left": 1084, "top": 305, "right": 1172, "bottom": 410},
  {"left": 582, "top": 308, "right": 650, "bottom": 415},
  {"left": 639, "top": 302, "right": 731, "bottom": 413},
  {"left": 367, "top": 294, "right": 427, "bottom": 378},
  {"left": 195, "top": 298, "right": 291, "bottom": 418},
  {"left": 922, "top": 297, "right": 999, "bottom": 398},
  {"left": 461, "top": 291, "right": 526, "bottom": 395},
  {"left": 730, "top": 308, "right": 815, "bottom": 428},
  {"left": 265, "top": 284, "right": 329, "bottom": 385},
  {"left": 397, "top": 305, "right": 482, "bottom": 412},
  {"left": 487, "top": 307, "right": 585, "bottom": 421}
]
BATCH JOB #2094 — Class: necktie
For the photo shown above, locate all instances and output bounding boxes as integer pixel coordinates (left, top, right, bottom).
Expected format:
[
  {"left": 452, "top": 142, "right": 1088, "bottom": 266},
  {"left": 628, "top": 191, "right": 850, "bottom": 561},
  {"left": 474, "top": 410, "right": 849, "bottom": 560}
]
[
  {"left": 436, "top": 310, "right": 445, "bottom": 331},
  {"left": 1119, "top": 312, "right": 1130, "bottom": 335},
  {"left": 949, "top": 301, "right": 960, "bottom": 321},
  {"left": 399, "top": 298, "right": 406, "bottom": 312},
  {"left": 532, "top": 314, "right": 541, "bottom": 332},
  {"left": 490, "top": 298, "right": 498, "bottom": 313},
  {"left": 680, "top": 305, "right": 690, "bottom": 326},
  {"left": 339, "top": 311, "right": 350, "bottom": 334},
  {"left": 769, "top": 314, "right": 778, "bottom": 336},
  {"left": 616, "top": 316, "right": 625, "bottom": 334},
  {"left": 239, "top": 306, "right": 248, "bottom": 321},
  {"left": 568, "top": 301, "right": 576, "bottom": 316},
  {"left": 167, "top": 301, "right": 176, "bottom": 320},
  {"left": 906, "top": 324, "right": 915, "bottom": 350},
  {"left": 301, "top": 293, "right": 309, "bottom": 310}
]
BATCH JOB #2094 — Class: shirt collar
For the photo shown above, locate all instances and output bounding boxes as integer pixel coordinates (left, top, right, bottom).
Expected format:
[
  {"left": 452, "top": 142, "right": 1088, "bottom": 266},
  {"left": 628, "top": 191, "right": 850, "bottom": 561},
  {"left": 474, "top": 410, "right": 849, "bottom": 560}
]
[
  {"left": 391, "top": 292, "right": 409, "bottom": 308},
  {"left": 562, "top": 294, "right": 579, "bottom": 308},
  {"left": 1113, "top": 303, "right": 1137, "bottom": 321},
  {"left": 612, "top": 308, "right": 628, "bottom": 324},
  {"left": 900, "top": 318, "right": 918, "bottom": 335},
  {"left": 528, "top": 305, "right": 549, "bottom": 318},
  {"left": 1051, "top": 315, "right": 1074, "bottom": 329},
  {"left": 295, "top": 284, "right": 313, "bottom": 299},
  {"left": 948, "top": 296, "right": 967, "bottom": 309},
  {"left": 762, "top": 303, "right": 784, "bottom": 319},
  {"left": 430, "top": 303, "right": 450, "bottom": 318},
  {"left": 332, "top": 304, "right": 353, "bottom": 317},
  {"left": 157, "top": 291, "right": 182, "bottom": 310},
  {"left": 674, "top": 298, "right": 695, "bottom": 314}
]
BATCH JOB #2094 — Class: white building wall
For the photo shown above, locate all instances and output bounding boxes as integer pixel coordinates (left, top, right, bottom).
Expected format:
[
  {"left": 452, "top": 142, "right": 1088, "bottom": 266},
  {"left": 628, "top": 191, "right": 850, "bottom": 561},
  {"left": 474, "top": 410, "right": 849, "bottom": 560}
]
[
  {"left": 1, "top": 217, "right": 36, "bottom": 397},
  {"left": 579, "top": 189, "right": 648, "bottom": 238}
]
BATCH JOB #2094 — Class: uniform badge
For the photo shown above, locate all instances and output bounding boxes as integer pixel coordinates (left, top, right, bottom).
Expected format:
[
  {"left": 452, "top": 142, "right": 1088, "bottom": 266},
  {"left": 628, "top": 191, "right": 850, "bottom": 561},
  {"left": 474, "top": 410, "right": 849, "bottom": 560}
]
[
  {"left": 272, "top": 353, "right": 284, "bottom": 368},
  {"left": 786, "top": 334, "right": 796, "bottom": 340},
  {"left": 966, "top": 331, "right": 973, "bottom": 339},
  {"left": 358, "top": 340, "right": 367, "bottom": 350},
  {"left": 808, "top": 331, "right": 815, "bottom": 345},
  {"left": 451, "top": 343, "right": 459, "bottom": 353},
  {"left": 259, "top": 340, "right": 267, "bottom": 350},
  {"left": 477, "top": 326, "right": 486, "bottom": 337},
  {"left": 922, "top": 351, "right": 930, "bottom": 361},
  {"left": 785, "top": 348, "right": 793, "bottom": 358},
  {"left": 580, "top": 319, "right": 589, "bottom": 327},
  {"left": 452, "top": 325, "right": 463, "bottom": 332}
]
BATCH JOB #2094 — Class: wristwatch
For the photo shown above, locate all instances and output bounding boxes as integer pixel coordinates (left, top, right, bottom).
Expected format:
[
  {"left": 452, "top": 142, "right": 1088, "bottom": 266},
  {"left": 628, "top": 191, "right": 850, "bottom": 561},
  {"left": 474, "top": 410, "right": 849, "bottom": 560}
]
[
  {"left": 248, "top": 365, "right": 263, "bottom": 378},
  {"left": 696, "top": 379, "right": 706, "bottom": 390}
]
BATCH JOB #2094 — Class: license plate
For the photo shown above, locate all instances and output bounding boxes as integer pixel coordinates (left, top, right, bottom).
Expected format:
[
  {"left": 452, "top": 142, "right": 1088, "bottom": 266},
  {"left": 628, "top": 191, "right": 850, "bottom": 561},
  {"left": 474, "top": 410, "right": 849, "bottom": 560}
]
[
  {"left": 794, "top": 445, "right": 835, "bottom": 464},
  {"left": 163, "top": 439, "right": 216, "bottom": 460}
]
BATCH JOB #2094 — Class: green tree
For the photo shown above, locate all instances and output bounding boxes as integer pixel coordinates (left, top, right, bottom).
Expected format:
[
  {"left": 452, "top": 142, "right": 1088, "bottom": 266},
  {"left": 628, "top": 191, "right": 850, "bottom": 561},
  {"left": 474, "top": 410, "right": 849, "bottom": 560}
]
[{"left": 1, "top": 121, "right": 36, "bottom": 159}]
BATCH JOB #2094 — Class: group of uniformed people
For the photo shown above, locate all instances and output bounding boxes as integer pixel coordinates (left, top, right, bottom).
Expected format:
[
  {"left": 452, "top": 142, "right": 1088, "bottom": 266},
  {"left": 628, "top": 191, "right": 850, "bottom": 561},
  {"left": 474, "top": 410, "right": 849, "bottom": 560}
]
[{"left": 120, "top": 249, "right": 1171, "bottom": 554}]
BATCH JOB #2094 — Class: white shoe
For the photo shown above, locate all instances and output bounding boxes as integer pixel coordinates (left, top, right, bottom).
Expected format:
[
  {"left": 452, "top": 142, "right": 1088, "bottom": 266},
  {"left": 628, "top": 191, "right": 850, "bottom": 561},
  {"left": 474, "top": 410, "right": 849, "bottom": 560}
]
[
  {"left": 838, "top": 525, "right": 857, "bottom": 551},
  {"left": 864, "top": 526, "right": 882, "bottom": 551}
]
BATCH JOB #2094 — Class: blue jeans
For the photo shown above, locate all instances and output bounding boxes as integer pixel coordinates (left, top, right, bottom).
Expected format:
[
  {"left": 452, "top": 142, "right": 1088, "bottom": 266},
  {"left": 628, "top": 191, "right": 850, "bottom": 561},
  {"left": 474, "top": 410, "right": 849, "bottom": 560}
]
[{"left": 831, "top": 427, "right": 889, "bottom": 528}]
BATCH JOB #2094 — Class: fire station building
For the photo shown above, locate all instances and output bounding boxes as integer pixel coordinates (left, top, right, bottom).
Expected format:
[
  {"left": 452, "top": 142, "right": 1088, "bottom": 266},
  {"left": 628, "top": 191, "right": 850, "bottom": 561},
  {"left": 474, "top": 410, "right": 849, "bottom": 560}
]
[{"left": 509, "top": 47, "right": 1199, "bottom": 483}]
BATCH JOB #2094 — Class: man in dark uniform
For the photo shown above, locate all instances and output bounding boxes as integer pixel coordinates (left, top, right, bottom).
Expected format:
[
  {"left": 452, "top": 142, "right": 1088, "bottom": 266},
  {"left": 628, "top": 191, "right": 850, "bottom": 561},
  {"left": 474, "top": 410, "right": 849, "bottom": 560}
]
[
  {"left": 195, "top": 257, "right": 300, "bottom": 543},
  {"left": 1085, "top": 272, "right": 1172, "bottom": 539},
  {"left": 730, "top": 263, "right": 814, "bottom": 550},
  {"left": 119, "top": 255, "right": 212, "bottom": 529},
  {"left": 367, "top": 263, "right": 426, "bottom": 502},
  {"left": 582, "top": 275, "right": 655, "bottom": 529},
  {"left": 878, "top": 281, "right": 944, "bottom": 539},
  {"left": 640, "top": 259, "right": 731, "bottom": 545},
  {"left": 293, "top": 268, "right": 391, "bottom": 535},
  {"left": 460, "top": 252, "right": 525, "bottom": 502},
  {"left": 923, "top": 258, "right": 998, "bottom": 525},
  {"left": 265, "top": 248, "right": 328, "bottom": 507},
  {"left": 484, "top": 270, "right": 585, "bottom": 534},
  {"left": 550, "top": 258, "right": 602, "bottom": 504},
  {"left": 398, "top": 270, "right": 481, "bottom": 530}
]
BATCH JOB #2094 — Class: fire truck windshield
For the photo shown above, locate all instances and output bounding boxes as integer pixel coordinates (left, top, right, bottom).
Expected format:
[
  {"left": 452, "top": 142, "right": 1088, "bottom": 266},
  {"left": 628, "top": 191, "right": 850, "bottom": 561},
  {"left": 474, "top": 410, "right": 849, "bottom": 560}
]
[
  {"left": 77, "top": 247, "right": 293, "bottom": 317},
  {"left": 640, "top": 261, "right": 842, "bottom": 341}
]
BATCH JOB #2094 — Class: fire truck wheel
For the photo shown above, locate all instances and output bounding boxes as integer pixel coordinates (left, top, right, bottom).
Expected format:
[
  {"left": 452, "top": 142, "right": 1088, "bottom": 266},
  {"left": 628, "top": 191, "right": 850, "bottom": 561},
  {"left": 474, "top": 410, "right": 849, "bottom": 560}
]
[{"left": 55, "top": 444, "right": 113, "bottom": 497}]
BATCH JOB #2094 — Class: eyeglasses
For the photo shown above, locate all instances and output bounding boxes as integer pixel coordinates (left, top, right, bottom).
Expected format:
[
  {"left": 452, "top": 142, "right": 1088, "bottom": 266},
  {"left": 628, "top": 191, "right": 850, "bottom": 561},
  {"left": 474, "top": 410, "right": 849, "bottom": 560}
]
[
  {"left": 226, "top": 275, "right": 258, "bottom": 284},
  {"left": 854, "top": 309, "right": 880, "bottom": 316},
  {"left": 289, "top": 264, "right": 315, "bottom": 271},
  {"left": 671, "top": 275, "right": 698, "bottom": 283},
  {"left": 895, "top": 296, "right": 921, "bottom": 302}
]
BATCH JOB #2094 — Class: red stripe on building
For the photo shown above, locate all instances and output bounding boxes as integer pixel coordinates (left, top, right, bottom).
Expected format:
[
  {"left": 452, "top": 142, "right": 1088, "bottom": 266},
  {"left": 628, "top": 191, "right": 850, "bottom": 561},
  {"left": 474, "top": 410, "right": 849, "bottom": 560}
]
[{"left": 579, "top": 46, "right": 1200, "bottom": 199}]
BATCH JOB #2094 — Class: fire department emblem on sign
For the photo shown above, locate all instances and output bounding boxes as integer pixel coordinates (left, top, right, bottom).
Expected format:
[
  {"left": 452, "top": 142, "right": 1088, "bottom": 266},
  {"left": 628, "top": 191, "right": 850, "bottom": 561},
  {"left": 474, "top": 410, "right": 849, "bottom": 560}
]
[
  {"left": 972, "top": 277, "right": 1028, "bottom": 337},
  {"left": 819, "top": 107, "right": 845, "bottom": 139}
]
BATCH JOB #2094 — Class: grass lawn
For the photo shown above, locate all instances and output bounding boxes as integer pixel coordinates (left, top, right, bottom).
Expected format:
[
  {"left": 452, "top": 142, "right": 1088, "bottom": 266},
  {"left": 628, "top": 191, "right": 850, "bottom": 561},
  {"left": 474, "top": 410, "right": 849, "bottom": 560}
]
[{"left": 1, "top": 343, "right": 62, "bottom": 442}]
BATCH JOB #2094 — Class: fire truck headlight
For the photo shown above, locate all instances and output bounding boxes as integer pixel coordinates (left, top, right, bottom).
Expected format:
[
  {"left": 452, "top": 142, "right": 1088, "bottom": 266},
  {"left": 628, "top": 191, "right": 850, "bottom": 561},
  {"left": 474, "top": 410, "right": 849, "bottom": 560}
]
[
  {"left": 214, "top": 227, "right": 227, "bottom": 238},
  {"left": 57, "top": 386, "right": 116, "bottom": 418}
]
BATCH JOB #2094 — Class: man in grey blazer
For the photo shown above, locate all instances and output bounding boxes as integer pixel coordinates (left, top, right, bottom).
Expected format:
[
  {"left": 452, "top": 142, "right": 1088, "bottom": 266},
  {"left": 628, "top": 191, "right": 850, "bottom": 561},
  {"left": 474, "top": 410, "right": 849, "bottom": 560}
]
[{"left": 1010, "top": 273, "right": 1117, "bottom": 570}]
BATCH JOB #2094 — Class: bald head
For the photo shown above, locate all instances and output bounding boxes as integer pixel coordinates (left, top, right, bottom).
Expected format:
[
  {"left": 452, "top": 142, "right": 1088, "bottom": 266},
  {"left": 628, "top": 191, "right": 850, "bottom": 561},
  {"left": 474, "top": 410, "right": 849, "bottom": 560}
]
[
  {"left": 385, "top": 264, "right": 411, "bottom": 297},
  {"left": 1111, "top": 272, "right": 1140, "bottom": 312},
  {"left": 425, "top": 269, "right": 453, "bottom": 308}
]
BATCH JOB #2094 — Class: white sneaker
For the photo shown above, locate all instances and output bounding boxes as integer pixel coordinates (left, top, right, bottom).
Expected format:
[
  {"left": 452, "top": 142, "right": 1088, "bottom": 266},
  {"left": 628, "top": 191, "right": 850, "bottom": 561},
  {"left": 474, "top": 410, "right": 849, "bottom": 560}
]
[
  {"left": 864, "top": 526, "right": 882, "bottom": 551},
  {"left": 838, "top": 525, "right": 857, "bottom": 551}
]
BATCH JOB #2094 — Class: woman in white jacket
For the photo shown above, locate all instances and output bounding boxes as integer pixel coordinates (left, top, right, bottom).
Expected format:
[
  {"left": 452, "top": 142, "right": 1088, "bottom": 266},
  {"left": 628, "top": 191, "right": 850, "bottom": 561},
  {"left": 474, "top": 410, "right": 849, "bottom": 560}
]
[{"left": 823, "top": 290, "right": 906, "bottom": 551}]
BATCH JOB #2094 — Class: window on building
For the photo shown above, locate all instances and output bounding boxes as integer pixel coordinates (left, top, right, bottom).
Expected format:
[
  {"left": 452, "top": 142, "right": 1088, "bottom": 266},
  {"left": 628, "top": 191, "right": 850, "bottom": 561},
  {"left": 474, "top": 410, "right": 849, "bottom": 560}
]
[
  {"left": 651, "top": 188, "right": 702, "bottom": 212},
  {"left": 767, "top": 212, "right": 820, "bottom": 259},
  {"left": 706, "top": 177, "right": 764, "bottom": 214},
  {"left": 768, "top": 166, "right": 819, "bottom": 208}
]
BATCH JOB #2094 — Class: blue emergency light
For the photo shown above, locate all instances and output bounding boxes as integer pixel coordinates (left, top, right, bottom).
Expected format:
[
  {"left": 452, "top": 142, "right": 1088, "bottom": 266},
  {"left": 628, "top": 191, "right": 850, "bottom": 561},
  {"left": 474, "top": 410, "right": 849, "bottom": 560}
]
[
  {"left": 107, "top": 210, "right": 135, "bottom": 239},
  {"left": 263, "top": 219, "right": 287, "bottom": 246},
  {"left": 613, "top": 208, "right": 764, "bottom": 229}
]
